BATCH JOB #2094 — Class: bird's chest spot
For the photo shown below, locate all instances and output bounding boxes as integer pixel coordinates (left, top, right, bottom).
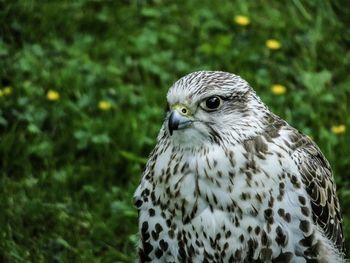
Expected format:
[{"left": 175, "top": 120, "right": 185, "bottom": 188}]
[
  {"left": 161, "top": 146, "right": 233, "bottom": 203},
  {"left": 136, "top": 142, "right": 316, "bottom": 262},
  {"left": 155, "top": 143, "right": 282, "bottom": 210}
]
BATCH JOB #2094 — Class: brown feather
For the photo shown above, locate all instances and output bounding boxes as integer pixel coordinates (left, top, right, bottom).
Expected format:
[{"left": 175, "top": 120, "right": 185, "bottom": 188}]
[{"left": 291, "top": 133, "right": 345, "bottom": 254}]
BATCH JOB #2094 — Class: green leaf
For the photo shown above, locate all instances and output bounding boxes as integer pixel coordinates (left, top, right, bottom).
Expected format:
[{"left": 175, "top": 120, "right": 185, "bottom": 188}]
[
  {"left": 119, "top": 151, "right": 148, "bottom": 164},
  {"left": 141, "top": 8, "right": 161, "bottom": 18},
  {"left": 301, "top": 70, "right": 332, "bottom": 95},
  {"left": 91, "top": 134, "right": 111, "bottom": 145}
]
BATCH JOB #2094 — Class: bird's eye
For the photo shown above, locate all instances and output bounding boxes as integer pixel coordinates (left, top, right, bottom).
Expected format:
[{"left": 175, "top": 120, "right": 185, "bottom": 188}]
[{"left": 201, "top": 96, "right": 222, "bottom": 111}]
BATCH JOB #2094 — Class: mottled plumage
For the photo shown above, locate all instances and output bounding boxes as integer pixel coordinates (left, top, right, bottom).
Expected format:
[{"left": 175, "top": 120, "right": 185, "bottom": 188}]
[{"left": 134, "top": 71, "right": 345, "bottom": 262}]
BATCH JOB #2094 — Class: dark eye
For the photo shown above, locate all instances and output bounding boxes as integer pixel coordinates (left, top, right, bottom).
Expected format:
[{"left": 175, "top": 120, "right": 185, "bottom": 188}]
[{"left": 201, "top": 96, "right": 222, "bottom": 111}]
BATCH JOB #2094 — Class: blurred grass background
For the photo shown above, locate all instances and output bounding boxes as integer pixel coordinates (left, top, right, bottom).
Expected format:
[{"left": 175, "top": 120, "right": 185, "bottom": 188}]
[{"left": 0, "top": 0, "right": 349, "bottom": 262}]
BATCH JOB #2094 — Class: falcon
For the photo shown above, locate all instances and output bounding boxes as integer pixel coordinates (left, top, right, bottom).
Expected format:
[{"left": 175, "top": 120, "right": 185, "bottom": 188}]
[{"left": 134, "top": 71, "right": 345, "bottom": 262}]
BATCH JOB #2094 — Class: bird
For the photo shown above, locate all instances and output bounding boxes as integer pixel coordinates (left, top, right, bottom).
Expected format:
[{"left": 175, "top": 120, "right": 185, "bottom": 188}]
[{"left": 133, "top": 71, "right": 345, "bottom": 262}]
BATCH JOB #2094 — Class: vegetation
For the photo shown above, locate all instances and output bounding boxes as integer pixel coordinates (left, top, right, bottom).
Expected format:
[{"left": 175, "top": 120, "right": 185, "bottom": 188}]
[{"left": 0, "top": 0, "right": 349, "bottom": 262}]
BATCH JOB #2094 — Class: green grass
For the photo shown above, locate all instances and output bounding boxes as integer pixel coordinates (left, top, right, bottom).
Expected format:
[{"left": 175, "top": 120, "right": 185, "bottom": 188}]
[{"left": 0, "top": 0, "right": 349, "bottom": 262}]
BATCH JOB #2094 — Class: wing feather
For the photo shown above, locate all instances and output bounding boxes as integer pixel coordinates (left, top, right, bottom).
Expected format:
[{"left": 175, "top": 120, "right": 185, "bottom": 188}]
[{"left": 290, "top": 133, "right": 345, "bottom": 254}]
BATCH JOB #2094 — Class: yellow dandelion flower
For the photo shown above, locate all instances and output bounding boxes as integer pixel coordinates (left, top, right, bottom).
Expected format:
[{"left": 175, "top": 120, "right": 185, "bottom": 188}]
[
  {"left": 266, "top": 39, "right": 281, "bottom": 50},
  {"left": 271, "top": 84, "right": 287, "bottom": 95},
  {"left": 3, "top": 86, "right": 12, "bottom": 95},
  {"left": 46, "top": 90, "right": 60, "bottom": 101},
  {"left": 234, "top": 15, "right": 250, "bottom": 26},
  {"left": 331, "top": 124, "right": 346, "bottom": 135},
  {"left": 98, "top": 100, "right": 112, "bottom": 111}
]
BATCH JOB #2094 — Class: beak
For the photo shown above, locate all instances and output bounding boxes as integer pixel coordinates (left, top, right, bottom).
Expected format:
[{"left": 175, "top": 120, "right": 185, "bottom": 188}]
[{"left": 168, "top": 110, "right": 192, "bottom": 135}]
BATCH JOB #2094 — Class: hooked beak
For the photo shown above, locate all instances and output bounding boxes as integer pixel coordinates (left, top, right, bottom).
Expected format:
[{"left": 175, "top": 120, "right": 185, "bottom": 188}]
[{"left": 168, "top": 110, "right": 192, "bottom": 135}]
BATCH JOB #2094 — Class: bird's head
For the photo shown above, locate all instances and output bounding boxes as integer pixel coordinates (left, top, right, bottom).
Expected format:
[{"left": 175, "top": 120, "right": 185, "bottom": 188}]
[{"left": 165, "top": 71, "right": 268, "bottom": 147}]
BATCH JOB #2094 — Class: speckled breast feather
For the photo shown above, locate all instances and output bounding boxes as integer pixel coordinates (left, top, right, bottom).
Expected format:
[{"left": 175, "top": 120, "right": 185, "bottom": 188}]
[{"left": 134, "top": 71, "right": 345, "bottom": 263}]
